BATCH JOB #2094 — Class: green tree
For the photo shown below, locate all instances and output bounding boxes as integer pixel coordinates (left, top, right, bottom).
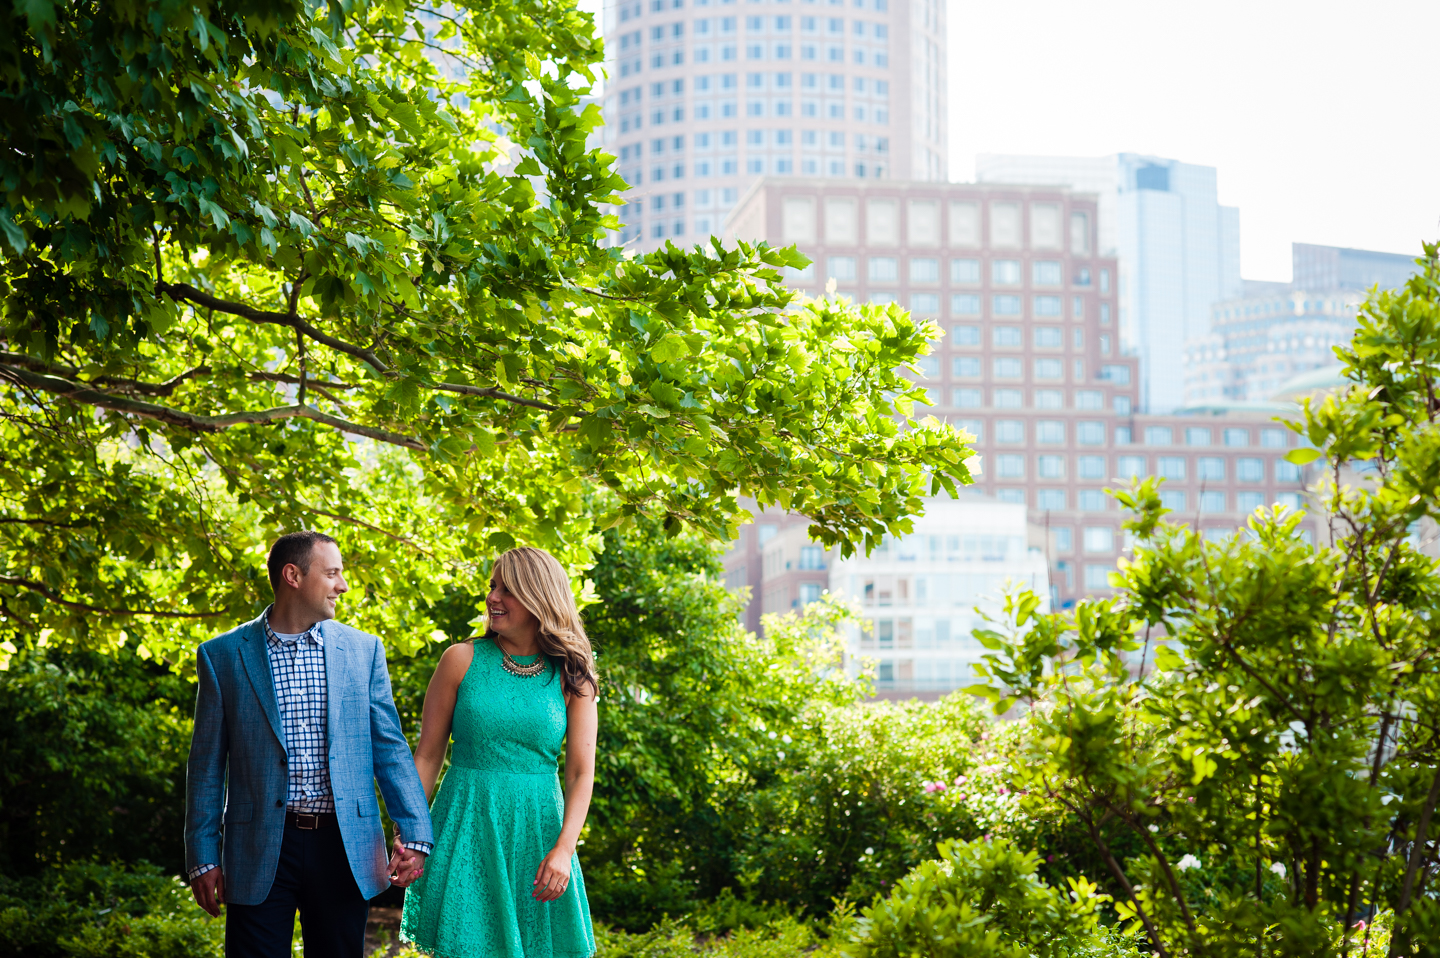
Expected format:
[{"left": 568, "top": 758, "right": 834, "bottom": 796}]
[
  {"left": 0, "top": 0, "right": 973, "bottom": 660},
  {"left": 968, "top": 245, "right": 1440, "bottom": 957}
]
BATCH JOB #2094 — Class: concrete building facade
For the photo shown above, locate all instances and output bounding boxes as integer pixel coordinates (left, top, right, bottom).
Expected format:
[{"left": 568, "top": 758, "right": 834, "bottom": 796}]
[
  {"left": 975, "top": 153, "right": 1241, "bottom": 415},
  {"left": 724, "top": 178, "right": 1319, "bottom": 614},
  {"left": 598, "top": 0, "right": 947, "bottom": 250}
]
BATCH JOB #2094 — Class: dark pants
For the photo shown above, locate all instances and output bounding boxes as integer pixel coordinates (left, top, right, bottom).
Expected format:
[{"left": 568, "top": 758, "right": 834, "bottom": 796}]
[{"left": 227, "top": 823, "right": 369, "bottom": 958}]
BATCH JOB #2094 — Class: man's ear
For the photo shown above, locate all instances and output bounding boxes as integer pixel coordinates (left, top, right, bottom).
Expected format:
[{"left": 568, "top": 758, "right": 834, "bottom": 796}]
[{"left": 281, "top": 563, "right": 305, "bottom": 590}]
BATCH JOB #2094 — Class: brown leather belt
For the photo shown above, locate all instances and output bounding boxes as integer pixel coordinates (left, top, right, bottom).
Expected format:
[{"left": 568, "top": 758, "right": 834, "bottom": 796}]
[{"left": 285, "top": 810, "right": 337, "bottom": 830}]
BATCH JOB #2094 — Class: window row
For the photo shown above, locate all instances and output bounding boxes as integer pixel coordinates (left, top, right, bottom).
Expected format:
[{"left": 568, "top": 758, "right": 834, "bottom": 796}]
[
  {"left": 1139, "top": 425, "right": 1290, "bottom": 448},
  {"left": 684, "top": 15, "right": 891, "bottom": 34},
  {"left": 947, "top": 358, "right": 1091, "bottom": 383},
  {"left": 933, "top": 387, "right": 1131, "bottom": 414},
  {"left": 954, "top": 420, "right": 1281, "bottom": 453},
  {"left": 780, "top": 195, "right": 1094, "bottom": 252},
  {"left": 622, "top": 0, "right": 891, "bottom": 18},
  {"left": 986, "top": 452, "right": 1304, "bottom": 483}
]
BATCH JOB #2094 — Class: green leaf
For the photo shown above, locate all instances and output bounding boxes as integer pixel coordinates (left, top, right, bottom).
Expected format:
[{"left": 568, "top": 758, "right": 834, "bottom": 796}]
[{"left": 1285, "top": 447, "right": 1322, "bottom": 465}]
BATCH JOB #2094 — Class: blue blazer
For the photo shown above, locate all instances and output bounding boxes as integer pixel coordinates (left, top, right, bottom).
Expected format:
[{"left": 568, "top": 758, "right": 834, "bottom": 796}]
[{"left": 184, "top": 613, "right": 434, "bottom": 904}]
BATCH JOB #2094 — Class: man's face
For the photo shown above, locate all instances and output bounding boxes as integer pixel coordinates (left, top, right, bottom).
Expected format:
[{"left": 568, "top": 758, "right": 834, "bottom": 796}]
[{"left": 284, "top": 541, "right": 348, "bottom": 621}]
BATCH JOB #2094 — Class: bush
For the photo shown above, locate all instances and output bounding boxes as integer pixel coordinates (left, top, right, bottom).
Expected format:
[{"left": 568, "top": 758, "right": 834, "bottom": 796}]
[
  {"left": 594, "top": 914, "right": 845, "bottom": 958},
  {"left": 845, "top": 838, "right": 1141, "bottom": 958},
  {"left": 0, "top": 861, "right": 222, "bottom": 958},
  {"left": 0, "top": 646, "right": 193, "bottom": 876}
]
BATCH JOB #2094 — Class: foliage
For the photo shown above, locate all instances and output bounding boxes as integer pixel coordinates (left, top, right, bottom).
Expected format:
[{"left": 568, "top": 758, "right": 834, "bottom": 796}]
[
  {"left": 0, "top": 0, "right": 973, "bottom": 662},
  {"left": 0, "top": 860, "right": 222, "bottom": 958},
  {"left": 967, "top": 244, "right": 1440, "bottom": 957},
  {"left": 845, "top": 838, "right": 1141, "bottom": 958},
  {"left": 591, "top": 914, "right": 845, "bottom": 958},
  {"left": 0, "top": 644, "right": 192, "bottom": 876}
]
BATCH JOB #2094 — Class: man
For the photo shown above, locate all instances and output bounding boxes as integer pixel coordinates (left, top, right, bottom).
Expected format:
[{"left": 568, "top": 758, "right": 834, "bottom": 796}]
[{"left": 185, "top": 530, "right": 433, "bottom": 957}]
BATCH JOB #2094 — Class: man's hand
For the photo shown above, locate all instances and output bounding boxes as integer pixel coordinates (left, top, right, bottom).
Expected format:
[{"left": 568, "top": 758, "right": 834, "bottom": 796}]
[
  {"left": 388, "top": 839, "right": 428, "bottom": 887},
  {"left": 191, "top": 868, "right": 225, "bottom": 917}
]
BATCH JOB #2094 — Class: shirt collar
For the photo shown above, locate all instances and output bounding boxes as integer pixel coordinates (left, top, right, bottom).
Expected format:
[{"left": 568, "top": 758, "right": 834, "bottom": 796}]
[{"left": 262, "top": 606, "right": 324, "bottom": 648}]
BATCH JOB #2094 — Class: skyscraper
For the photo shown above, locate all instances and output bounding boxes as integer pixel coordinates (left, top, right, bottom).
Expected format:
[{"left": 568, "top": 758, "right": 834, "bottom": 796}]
[
  {"left": 975, "top": 153, "right": 1242, "bottom": 414},
  {"left": 598, "top": 0, "right": 948, "bottom": 251}
]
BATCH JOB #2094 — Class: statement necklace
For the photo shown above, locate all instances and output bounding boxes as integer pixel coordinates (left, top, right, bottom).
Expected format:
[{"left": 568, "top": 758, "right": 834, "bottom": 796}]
[{"left": 500, "top": 646, "right": 546, "bottom": 678}]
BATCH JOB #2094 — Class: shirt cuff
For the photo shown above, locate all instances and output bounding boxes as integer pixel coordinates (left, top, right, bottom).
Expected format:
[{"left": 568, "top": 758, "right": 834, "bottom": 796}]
[
  {"left": 401, "top": 841, "right": 433, "bottom": 855},
  {"left": 188, "top": 863, "right": 217, "bottom": 881}
]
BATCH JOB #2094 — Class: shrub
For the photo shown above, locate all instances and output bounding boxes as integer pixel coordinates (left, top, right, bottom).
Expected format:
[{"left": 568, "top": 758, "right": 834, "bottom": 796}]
[
  {"left": 845, "top": 838, "right": 1141, "bottom": 958},
  {"left": 0, "top": 861, "right": 222, "bottom": 958}
]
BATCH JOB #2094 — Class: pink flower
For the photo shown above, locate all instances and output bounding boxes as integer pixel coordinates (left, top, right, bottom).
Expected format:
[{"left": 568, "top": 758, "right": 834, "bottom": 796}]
[
  {"left": 998, "top": 787, "right": 1009, "bottom": 795},
  {"left": 923, "top": 781, "right": 947, "bottom": 793},
  {"left": 954, "top": 775, "right": 968, "bottom": 785}
]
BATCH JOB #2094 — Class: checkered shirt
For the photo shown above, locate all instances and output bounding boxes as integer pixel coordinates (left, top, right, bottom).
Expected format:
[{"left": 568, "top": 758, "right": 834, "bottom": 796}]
[{"left": 187, "top": 611, "right": 429, "bottom": 882}]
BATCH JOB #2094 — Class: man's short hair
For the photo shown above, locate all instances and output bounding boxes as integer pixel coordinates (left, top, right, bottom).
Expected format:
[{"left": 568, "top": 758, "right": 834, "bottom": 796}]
[{"left": 267, "top": 531, "right": 339, "bottom": 593}]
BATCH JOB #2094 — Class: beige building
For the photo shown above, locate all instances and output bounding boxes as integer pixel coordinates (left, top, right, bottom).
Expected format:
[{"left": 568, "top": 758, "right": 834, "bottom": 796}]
[
  {"left": 724, "top": 177, "right": 1322, "bottom": 612},
  {"left": 599, "top": 0, "right": 947, "bottom": 250}
]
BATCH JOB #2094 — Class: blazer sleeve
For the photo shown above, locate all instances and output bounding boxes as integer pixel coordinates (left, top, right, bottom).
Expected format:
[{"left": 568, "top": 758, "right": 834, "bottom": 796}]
[
  {"left": 368, "top": 637, "right": 434, "bottom": 847},
  {"left": 185, "top": 643, "right": 227, "bottom": 874}
]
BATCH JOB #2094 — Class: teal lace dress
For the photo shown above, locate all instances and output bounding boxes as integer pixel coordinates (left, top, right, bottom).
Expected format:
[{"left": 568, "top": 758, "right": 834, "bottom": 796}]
[{"left": 400, "top": 640, "right": 595, "bottom": 958}]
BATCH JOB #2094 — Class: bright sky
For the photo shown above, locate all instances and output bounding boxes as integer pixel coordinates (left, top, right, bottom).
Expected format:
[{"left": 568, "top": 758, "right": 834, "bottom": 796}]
[
  {"left": 577, "top": 0, "right": 1439, "bottom": 282},
  {"left": 946, "top": 0, "right": 1440, "bottom": 281}
]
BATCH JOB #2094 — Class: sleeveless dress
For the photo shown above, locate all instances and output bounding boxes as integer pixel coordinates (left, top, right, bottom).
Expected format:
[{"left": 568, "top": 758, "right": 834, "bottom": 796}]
[{"left": 400, "top": 640, "right": 596, "bottom": 958}]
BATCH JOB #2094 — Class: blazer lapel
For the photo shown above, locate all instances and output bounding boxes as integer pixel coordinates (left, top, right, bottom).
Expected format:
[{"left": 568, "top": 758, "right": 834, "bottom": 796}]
[
  {"left": 321, "top": 620, "right": 347, "bottom": 750},
  {"left": 239, "top": 616, "right": 287, "bottom": 753}
]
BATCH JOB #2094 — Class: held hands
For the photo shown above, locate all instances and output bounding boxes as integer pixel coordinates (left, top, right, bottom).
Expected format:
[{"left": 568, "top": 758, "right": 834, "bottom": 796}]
[
  {"left": 191, "top": 868, "right": 225, "bottom": 917},
  {"left": 532, "top": 845, "right": 573, "bottom": 903},
  {"left": 388, "top": 838, "right": 428, "bottom": 887}
]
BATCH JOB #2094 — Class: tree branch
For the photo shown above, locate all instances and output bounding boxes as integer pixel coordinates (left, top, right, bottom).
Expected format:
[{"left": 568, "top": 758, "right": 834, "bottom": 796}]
[
  {"left": 0, "top": 363, "right": 427, "bottom": 451},
  {"left": 155, "top": 281, "right": 392, "bottom": 373},
  {"left": 429, "top": 380, "right": 559, "bottom": 411},
  {"left": 0, "top": 575, "right": 230, "bottom": 618},
  {"left": 0, "top": 351, "right": 211, "bottom": 397}
]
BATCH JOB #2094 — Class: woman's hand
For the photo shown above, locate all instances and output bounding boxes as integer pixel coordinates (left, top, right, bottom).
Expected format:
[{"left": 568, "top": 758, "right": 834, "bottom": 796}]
[{"left": 532, "top": 845, "right": 573, "bottom": 902}]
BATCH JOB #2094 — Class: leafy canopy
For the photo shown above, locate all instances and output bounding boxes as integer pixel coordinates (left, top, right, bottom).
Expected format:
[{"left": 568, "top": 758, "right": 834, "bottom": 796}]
[{"left": 0, "top": 0, "right": 972, "bottom": 658}]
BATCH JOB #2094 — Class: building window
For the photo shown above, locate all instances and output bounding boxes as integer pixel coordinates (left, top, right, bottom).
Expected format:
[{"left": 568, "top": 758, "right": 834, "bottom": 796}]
[
  {"left": 1200, "top": 491, "right": 1226, "bottom": 512},
  {"left": 997, "top": 489, "right": 1025, "bottom": 504},
  {"left": 1197, "top": 457, "right": 1225, "bottom": 481},
  {"left": 1035, "top": 389, "right": 1063, "bottom": 409},
  {"left": 1160, "top": 490, "right": 1186, "bottom": 511},
  {"left": 1186, "top": 428, "right": 1212, "bottom": 446},
  {"left": 1116, "top": 455, "right": 1145, "bottom": 478},
  {"left": 1079, "top": 490, "right": 1107, "bottom": 512},
  {"left": 993, "top": 358, "right": 1022, "bottom": 379},
  {"left": 1237, "top": 458, "right": 1263, "bottom": 482},
  {"left": 992, "top": 295, "right": 1022, "bottom": 316},
  {"left": 1054, "top": 527, "right": 1074, "bottom": 553},
  {"left": 1113, "top": 396, "right": 1132, "bottom": 415},
  {"left": 1276, "top": 460, "right": 1302, "bottom": 482},
  {"left": 1084, "top": 563, "right": 1112, "bottom": 589},
  {"left": 868, "top": 256, "right": 898, "bottom": 282},
  {"left": 1077, "top": 421, "right": 1105, "bottom": 445},
  {"left": 1033, "top": 260, "right": 1062, "bottom": 286},
  {"left": 956, "top": 419, "right": 983, "bottom": 441},
  {"left": 1078, "top": 456, "right": 1105, "bottom": 479},
  {"left": 996, "top": 420, "right": 1024, "bottom": 443},
  {"left": 1037, "top": 420, "right": 1065, "bottom": 444},
  {"left": 827, "top": 255, "right": 856, "bottom": 280},
  {"left": 992, "top": 259, "right": 1021, "bottom": 285},
  {"left": 993, "top": 388, "right": 1022, "bottom": 408},
  {"left": 1033, "top": 326, "right": 1062, "bottom": 349},
  {"left": 953, "top": 387, "right": 982, "bottom": 408},
  {"left": 1038, "top": 455, "right": 1065, "bottom": 478},
  {"left": 1038, "top": 489, "right": 1066, "bottom": 510},
  {"left": 1145, "top": 426, "right": 1174, "bottom": 446},
  {"left": 1070, "top": 211, "right": 1090, "bottom": 254},
  {"left": 910, "top": 292, "right": 940, "bottom": 314},
  {"left": 952, "top": 356, "right": 980, "bottom": 378},
  {"left": 952, "top": 324, "right": 980, "bottom": 345},
  {"left": 1100, "top": 363, "right": 1130, "bottom": 384},
  {"left": 1261, "top": 428, "right": 1287, "bottom": 448},
  {"left": 996, "top": 454, "right": 1025, "bottom": 478},
  {"left": 1083, "top": 526, "right": 1114, "bottom": 553},
  {"left": 909, "top": 257, "right": 939, "bottom": 283},
  {"left": 1277, "top": 492, "right": 1304, "bottom": 511},
  {"left": 798, "top": 545, "right": 825, "bottom": 570},
  {"left": 1076, "top": 389, "right": 1103, "bottom": 410},
  {"left": 1237, "top": 491, "right": 1265, "bottom": 513},
  {"left": 1224, "top": 428, "right": 1251, "bottom": 447},
  {"left": 951, "top": 258, "right": 981, "bottom": 283},
  {"left": 993, "top": 326, "right": 1021, "bottom": 347},
  {"left": 950, "top": 293, "right": 984, "bottom": 315},
  {"left": 1034, "top": 295, "right": 1062, "bottom": 317},
  {"left": 799, "top": 582, "right": 822, "bottom": 605},
  {"left": 1157, "top": 456, "right": 1186, "bottom": 479}
]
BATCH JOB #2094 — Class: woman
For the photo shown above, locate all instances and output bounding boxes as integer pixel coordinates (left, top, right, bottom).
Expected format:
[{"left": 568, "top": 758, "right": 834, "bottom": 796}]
[{"left": 400, "top": 547, "right": 598, "bottom": 958}]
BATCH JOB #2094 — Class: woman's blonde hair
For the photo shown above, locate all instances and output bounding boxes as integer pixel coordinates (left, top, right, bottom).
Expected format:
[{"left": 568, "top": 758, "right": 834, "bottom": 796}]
[{"left": 487, "top": 547, "right": 597, "bottom": 699}]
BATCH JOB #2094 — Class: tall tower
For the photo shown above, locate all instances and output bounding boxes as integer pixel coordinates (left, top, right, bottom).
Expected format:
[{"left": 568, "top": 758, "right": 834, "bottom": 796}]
[{"left": 599, "top": 0, "right": 947, "bottom": 251}]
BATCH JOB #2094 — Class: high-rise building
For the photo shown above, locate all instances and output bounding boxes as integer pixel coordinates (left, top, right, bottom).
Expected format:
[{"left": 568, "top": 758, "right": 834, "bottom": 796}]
[
  {"left": 724, "top": 177, "right": 1318, "bottom": 616},
  {"left": 1184, "top": 243, "right": 1418, "bottom": 405},
  {"left": 598, "top": 0, "right": 948, "bottom": 251},
  {"left": 975, "top": 153, "right": 1241, "bottom": 414}
]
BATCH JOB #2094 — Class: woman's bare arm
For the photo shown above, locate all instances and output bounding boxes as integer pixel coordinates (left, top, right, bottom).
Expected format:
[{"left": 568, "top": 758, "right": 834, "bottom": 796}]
[
  {"left": 413, "top": 642, "right": 474, "bottom": 801},
  {"left": 532, "top": 684, "right": 599, "bottom": 902}
]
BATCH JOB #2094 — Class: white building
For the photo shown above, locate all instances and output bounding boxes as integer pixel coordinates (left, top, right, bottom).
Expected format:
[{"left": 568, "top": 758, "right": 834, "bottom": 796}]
[
  {"left": 976, "top": 153, "right": 1242, "bottom": 415},
  {"left": 598, "top": 0, "right": 948, "bottom": 250},
  {"left": 736, "top": 495, "right": 1049, "bottom": 696}
]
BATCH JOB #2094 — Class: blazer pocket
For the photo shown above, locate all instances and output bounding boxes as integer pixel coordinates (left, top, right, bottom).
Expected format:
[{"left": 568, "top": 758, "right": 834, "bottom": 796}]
[
  {"left": 224, "top": 802, "right": 253, "bottom": 824},
  {"left": 357, "top": 798, "right": 374, "bottom": 818}
]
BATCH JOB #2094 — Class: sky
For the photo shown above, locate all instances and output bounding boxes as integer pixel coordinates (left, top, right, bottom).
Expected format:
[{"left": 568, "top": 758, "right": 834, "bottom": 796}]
[
  {"left": 946, "top": 0, "right": 1440, "bottom": 281},
  {"left": 577, "top": 0, "right": 1439, "bottom": 282}
]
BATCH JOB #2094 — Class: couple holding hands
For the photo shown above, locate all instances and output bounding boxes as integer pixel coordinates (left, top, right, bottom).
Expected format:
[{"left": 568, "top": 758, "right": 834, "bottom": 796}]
[{"left": 185, "top": 531, "right": 597, "bottom": 958}]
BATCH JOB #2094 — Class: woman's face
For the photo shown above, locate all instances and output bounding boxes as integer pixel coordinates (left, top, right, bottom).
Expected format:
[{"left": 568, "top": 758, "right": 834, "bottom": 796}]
[{"left": 486, "top": 572, "right": 539, "bottom": 640}]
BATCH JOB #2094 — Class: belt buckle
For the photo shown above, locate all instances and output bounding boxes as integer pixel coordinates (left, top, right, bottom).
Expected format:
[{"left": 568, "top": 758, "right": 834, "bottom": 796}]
[{"left": 296, "top": 812, "right": 319, "bottom": 830}]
